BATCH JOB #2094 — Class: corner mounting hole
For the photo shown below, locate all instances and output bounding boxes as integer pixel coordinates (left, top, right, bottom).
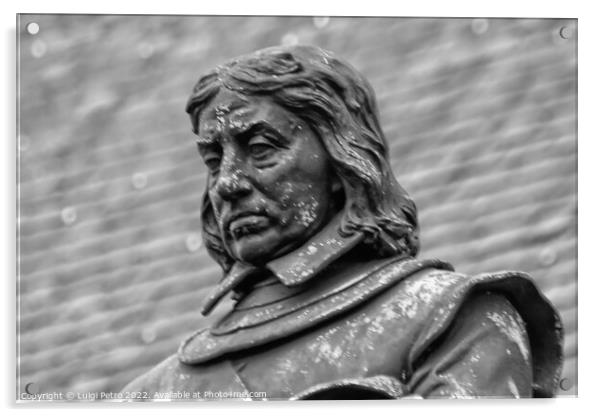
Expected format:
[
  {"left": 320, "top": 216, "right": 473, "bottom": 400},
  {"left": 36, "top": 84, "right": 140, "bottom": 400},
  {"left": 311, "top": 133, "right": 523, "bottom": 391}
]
[{"left": 26, "top": 22, "right": 40, "bottom": 35}]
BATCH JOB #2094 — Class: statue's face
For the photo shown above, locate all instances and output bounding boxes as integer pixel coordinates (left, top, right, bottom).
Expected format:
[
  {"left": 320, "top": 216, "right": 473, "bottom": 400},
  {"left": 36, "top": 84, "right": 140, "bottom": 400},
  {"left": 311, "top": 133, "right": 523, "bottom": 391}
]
[{"left": 197, "top": 89, "right": 338, "bottom": 265}]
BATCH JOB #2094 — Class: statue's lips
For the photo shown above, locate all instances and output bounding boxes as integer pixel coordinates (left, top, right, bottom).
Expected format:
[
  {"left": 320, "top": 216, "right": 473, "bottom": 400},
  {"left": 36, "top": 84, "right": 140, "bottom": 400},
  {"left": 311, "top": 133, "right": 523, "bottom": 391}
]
[{"left": 228, "top": 214, "right": 270, "bottom": 238}]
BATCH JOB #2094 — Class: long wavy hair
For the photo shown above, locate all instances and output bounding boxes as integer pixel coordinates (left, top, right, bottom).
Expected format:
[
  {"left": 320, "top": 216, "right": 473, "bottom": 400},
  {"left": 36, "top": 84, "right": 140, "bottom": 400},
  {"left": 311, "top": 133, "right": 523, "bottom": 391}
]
[{"left": 186, "top": 45, "right": 420, "bottom": 273}]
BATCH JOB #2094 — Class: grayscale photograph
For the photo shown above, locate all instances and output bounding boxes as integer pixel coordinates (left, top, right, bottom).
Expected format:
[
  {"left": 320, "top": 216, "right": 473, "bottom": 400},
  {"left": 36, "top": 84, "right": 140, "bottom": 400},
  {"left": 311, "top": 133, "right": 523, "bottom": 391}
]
[{"left": 16, "top": 15, "right": 577, "bottom": 401}]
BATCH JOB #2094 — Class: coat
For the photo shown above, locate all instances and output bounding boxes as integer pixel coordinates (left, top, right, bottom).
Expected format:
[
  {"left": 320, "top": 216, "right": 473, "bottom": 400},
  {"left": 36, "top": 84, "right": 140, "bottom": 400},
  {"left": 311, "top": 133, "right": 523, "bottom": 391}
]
[{"left": 122, "top": 248, "right": 563, "bottom": 400}]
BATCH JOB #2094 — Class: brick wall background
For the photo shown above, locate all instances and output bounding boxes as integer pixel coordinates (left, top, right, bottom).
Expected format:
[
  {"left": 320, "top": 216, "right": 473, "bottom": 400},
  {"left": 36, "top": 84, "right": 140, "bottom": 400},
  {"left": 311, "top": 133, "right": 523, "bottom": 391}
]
[{"left": 17, "top": 15, "right": 577, "bottom": 397}]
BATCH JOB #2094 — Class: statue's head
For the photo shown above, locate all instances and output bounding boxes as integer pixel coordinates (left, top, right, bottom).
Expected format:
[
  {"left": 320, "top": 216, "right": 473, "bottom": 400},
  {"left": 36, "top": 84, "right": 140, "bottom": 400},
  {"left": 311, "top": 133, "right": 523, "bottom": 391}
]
[{"left": 186, "top": 45, "right": 419, "bottom": 273}]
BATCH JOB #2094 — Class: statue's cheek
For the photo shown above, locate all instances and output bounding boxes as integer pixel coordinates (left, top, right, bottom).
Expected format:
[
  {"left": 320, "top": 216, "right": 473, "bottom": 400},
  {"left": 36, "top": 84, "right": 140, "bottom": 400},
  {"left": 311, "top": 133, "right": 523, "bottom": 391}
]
[{"left": 291, "top": 196, "right": 321, "bottom": 228}]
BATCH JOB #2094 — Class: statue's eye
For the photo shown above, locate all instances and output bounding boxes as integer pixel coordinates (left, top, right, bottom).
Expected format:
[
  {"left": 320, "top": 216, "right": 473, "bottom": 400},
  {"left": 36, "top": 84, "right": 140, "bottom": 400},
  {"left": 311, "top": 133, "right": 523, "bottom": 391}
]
[
  {"left": 248, "top": 136, "right": 277, "bottom": 160},
  {"left": 203, "top": 152, "right": 221, "bottom": 174}
]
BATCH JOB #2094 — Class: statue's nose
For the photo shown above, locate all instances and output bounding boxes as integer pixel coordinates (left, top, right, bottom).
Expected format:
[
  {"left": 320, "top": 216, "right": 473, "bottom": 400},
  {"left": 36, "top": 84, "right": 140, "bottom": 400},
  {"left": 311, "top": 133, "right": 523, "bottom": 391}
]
[{"left": 214, "top": 159, "right": 252, "bottom": 201}]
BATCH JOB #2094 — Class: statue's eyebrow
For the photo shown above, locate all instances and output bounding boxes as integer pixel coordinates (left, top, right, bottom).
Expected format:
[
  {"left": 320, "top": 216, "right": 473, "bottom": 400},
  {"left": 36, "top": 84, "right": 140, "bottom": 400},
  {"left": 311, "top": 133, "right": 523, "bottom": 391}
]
[
  {"left": 195, "top": 135, "right": 221, "bottom": 159},
  {"left": 232, "top": 120, "right": 291, "bottom": 146},
  {"left": 196, "top": 135, "right": 219, "bottom": 147}
]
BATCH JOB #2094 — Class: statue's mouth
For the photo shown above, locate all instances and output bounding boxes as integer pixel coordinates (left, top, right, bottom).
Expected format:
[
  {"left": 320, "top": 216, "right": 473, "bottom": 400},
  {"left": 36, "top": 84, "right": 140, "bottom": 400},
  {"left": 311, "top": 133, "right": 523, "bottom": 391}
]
[{"left": 228, "top": 214, "right": 270, "bottom": 239}]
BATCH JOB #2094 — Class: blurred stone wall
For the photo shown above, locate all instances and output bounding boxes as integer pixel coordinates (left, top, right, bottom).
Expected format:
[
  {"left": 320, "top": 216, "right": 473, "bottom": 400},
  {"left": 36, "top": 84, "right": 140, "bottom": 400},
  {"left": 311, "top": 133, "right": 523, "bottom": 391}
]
[{"left": 17, "top": 15, "right": 577, "bottom": 396}]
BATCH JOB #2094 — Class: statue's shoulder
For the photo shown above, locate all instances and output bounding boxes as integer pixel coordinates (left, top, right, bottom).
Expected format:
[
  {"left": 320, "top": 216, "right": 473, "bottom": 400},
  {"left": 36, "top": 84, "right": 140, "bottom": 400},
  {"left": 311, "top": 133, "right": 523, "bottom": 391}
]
[
  {"left": 377, "top": 259, "right": 561, "bottom": 330},
  {"left": 373, "top": 259, "right": 564, "bottom": 397}
]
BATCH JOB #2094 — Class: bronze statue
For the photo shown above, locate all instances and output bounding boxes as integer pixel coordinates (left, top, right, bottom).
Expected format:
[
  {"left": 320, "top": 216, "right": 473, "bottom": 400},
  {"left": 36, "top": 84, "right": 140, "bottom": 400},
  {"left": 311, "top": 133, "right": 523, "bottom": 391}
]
[{"left": 123, "top": 45, "right": 563, "bottom": 400}]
